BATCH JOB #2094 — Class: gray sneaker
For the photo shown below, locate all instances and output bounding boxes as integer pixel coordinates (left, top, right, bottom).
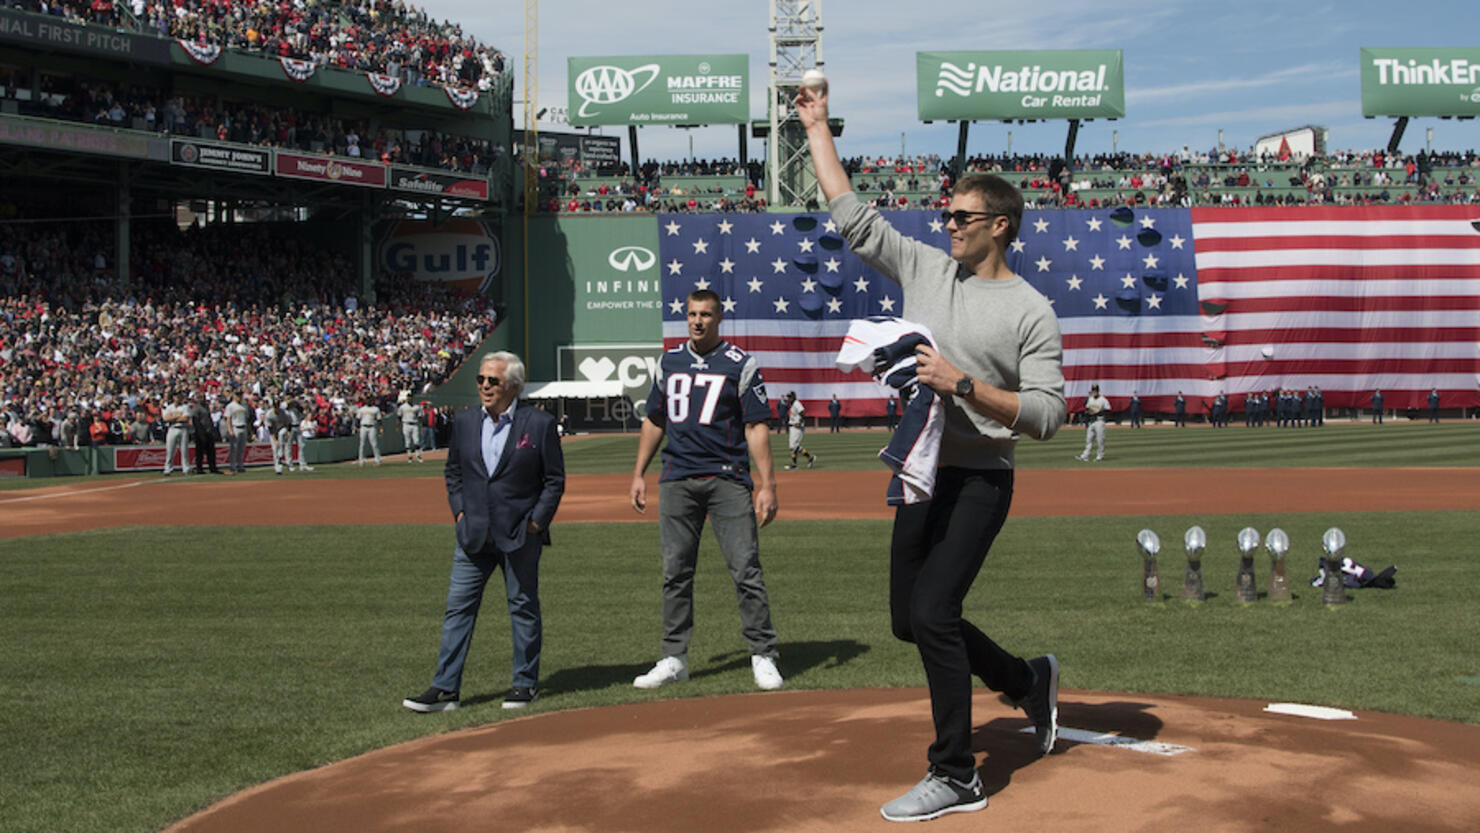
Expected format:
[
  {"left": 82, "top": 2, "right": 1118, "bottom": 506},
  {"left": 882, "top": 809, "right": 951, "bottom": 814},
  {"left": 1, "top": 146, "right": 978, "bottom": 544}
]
[
  {"left": 880, "top": 771, "right": 987, "bottom": 822},
  {"left": 1020, "top": 654, "right": 1059, "bottom": 755}
]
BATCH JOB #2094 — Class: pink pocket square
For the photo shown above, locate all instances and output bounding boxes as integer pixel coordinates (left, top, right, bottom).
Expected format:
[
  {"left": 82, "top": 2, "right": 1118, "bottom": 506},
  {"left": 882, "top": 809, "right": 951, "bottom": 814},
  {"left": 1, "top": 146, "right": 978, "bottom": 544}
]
[{"left": 516, "top": 434, "right": 535, "bottom": 450}]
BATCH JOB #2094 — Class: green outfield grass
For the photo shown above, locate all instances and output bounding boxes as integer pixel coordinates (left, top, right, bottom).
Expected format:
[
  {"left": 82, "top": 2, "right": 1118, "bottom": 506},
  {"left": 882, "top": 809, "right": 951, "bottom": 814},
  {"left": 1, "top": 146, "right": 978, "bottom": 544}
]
[
  {"left": 0, "top": 421, "right": 1473, "bottom": 493},
  {"left": 562, "top": 420, "right": 1479, "bottom": 474},
  {"left": 0, "top": 419, "right": 1476, "bottom": 832},
  {"left": 1, "top": 508, "right": 1477, "bottom": 833}
]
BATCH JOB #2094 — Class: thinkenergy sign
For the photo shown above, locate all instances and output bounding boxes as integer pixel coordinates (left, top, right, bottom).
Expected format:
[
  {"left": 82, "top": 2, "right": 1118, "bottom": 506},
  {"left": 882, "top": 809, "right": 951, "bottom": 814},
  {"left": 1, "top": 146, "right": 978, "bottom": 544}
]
[
  {"left": 568, "top": 54, "right": 748, "bottom": 126},
  {"left": 917, "top": 49, "right": 1124, "bottom": 121},
  {"left": 1361, "top": 47, "right": 1480, "bottom": 117}
]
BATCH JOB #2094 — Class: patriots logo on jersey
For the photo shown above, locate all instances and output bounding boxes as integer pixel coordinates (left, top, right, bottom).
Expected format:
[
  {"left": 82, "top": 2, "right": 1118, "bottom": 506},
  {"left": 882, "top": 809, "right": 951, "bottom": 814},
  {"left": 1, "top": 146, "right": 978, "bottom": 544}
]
[{"left": 753, "top": 382, "right": 768, "bottom": 404}]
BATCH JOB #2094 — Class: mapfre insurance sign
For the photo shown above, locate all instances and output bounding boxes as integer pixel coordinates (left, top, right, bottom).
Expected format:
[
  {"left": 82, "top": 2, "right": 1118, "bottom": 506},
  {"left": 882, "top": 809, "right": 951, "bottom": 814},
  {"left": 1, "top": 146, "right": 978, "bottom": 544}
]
[{"left": 568, "top": 54, "right": 748, "bottom": 126}]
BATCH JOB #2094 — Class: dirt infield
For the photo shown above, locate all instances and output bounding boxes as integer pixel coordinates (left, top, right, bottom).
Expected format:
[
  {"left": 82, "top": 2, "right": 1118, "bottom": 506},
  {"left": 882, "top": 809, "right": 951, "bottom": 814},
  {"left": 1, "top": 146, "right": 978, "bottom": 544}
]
[
  {"left": 3, "top": 466, "right": 1478, "bottom": 539},
  {"left": 10, "top": 465, "right": 1479, "bottom": 832},
  {"left": 164, "top": 688, "right": 1480, "bottom": 833}
]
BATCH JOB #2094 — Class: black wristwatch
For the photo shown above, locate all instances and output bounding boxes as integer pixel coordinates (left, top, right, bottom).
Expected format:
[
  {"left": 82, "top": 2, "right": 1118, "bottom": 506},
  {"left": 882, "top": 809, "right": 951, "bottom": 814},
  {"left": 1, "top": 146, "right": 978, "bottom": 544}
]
[{"left": 954, "top": 376, "right": 974, "bottom": 397}]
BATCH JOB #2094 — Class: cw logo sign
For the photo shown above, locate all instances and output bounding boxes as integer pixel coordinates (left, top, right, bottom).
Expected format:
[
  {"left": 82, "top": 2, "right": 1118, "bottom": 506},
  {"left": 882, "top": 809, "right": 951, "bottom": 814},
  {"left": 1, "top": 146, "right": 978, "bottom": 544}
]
[
  {"left": 574, "top": 64, "right": 660, "bottom": 118},
  {"left": 608, "top": 245, "right": 656, "bottom": 272}
]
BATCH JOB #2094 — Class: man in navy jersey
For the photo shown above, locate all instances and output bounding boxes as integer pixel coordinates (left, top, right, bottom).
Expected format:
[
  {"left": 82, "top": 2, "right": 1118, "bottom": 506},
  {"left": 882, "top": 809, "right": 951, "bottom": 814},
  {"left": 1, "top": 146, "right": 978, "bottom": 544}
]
[{"left": 629, "top": 289, "right": 784, "bottom": 692}]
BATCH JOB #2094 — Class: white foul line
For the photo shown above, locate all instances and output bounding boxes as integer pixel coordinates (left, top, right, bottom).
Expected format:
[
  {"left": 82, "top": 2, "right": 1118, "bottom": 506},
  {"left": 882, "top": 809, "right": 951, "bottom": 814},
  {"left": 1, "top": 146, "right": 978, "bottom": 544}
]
[
  {"left": 1021, "top": 726, "right": 1194, "bottom": 757},
  {"left": 0, "top": 480, "right": 150, "bottom": 505}
]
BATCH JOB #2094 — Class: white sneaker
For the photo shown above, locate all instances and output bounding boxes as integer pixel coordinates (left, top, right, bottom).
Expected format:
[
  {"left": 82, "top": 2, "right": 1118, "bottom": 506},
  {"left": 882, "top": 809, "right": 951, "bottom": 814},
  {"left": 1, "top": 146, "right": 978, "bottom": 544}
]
[
  {"left": 1075, "top": 455, "right": 1088, "bottom": 461},
  {"left": 633, "top": 656, "right": 688, "bottom": 689},
  {"left": 752, "top": 655, "right": 783, "bottom": 690}
]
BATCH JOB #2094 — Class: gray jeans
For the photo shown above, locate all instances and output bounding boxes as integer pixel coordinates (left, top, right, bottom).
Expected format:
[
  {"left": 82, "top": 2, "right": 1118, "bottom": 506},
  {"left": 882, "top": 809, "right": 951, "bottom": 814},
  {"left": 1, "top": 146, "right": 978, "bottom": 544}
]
[{"left": 658, "top": 476, "right": 778, "bottom": 660}]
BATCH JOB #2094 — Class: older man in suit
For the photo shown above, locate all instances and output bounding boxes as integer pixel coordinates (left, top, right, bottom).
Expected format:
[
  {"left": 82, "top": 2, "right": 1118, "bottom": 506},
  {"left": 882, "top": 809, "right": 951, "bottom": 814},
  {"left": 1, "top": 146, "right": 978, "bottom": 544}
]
[{"left": 403, "top": 351, "right": 565, "bottom": 712}]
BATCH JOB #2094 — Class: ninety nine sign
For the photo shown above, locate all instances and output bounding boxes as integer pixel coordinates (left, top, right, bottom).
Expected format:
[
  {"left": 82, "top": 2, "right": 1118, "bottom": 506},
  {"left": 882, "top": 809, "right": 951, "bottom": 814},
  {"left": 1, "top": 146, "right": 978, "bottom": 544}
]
[
  {"left": 568, "top": 54, "right": 748, "bottom": 126},
  {"left": 275, "top": 152, "right": 387, "bottom": 187},
  {"left": 917, "top": 49, "right": 1125, "bottom": 121},
  {"left": 1360, "top": 47, "right": 1480, "bottom": 117}
]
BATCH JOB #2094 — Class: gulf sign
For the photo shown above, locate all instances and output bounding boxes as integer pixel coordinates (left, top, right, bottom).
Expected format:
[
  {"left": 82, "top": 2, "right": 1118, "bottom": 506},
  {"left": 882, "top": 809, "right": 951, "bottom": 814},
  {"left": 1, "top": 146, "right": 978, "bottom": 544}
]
[{"left": 379, "top": 219, "right": 501, "bottom": 294}]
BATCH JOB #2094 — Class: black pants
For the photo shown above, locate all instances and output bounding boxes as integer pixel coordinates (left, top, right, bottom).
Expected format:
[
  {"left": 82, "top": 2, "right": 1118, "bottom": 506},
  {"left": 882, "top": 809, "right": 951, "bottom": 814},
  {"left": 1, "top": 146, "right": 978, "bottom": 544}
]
[
  {"left": 890, "top": 467, "right": 1033, "bottom": 781},
  {"left": 193, "top": 433, "right": 220, "bottom": 472}
]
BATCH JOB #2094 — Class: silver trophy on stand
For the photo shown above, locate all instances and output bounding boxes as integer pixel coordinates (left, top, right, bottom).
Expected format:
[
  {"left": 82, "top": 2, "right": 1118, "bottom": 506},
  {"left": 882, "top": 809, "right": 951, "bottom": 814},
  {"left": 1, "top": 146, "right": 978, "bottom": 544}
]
[
  {"left": 1264, "top": 528, "right": 1292, "bottom": 605},
  {"left": 1235, "top": 527, "right": 1261, "bottom": 604},
  {"left": 1136, "top": 529, "right": 1162, "bottom": 603},
  {"left": 1321, "top": 527, "right": 1348, "bottom": 606},
  {"left": 1182, "top": 526, "right": 1206, "bottom": 603}
]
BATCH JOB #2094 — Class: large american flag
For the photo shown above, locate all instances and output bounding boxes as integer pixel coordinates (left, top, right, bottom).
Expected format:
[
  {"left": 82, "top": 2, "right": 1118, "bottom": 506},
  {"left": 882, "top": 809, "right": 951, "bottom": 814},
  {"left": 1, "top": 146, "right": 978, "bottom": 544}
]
[{"left": 658, "top": 205, "right": 1480, "bottom": 416}]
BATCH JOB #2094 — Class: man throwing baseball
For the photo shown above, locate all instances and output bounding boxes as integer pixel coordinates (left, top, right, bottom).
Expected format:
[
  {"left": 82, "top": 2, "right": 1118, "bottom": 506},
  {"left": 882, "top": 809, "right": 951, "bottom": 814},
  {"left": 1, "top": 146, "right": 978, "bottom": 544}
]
[{"left": 800, "top": 77, "right": 1067, "bottom": 822}]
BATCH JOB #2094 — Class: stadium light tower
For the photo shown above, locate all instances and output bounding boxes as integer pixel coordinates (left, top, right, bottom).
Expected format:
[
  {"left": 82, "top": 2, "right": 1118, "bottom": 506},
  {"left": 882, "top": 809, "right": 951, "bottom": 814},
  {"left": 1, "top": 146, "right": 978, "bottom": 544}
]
[{"left": 767, "top": 0, "right": 824, "bottom": 207}]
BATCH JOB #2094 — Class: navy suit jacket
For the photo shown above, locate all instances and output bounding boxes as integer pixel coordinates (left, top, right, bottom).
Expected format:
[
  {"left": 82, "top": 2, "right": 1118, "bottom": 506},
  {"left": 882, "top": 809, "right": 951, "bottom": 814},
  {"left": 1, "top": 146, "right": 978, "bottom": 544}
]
[{"left": 445, "top": 402, "right": 565, "bottom": 555}]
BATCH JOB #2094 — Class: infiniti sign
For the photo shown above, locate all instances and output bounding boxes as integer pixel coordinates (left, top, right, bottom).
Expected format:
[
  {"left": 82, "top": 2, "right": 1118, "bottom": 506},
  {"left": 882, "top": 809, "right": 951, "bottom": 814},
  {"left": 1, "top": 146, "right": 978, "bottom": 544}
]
[{"left": 608, "top": 245, "right": 656, "bottom": 272}]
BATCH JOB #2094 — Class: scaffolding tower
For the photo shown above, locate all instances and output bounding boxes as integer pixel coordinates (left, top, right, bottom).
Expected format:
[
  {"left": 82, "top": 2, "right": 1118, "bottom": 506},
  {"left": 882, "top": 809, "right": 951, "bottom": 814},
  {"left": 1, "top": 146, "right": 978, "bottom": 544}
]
[{"left": 767, "top": 0, "right": 823, "bottom": 207}]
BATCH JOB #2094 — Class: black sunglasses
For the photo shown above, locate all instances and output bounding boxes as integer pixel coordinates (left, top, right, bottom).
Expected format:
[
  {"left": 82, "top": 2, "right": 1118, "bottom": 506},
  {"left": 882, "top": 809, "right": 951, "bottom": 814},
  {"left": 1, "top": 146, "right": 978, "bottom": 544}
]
[
  {"left": 476, "top": 375, "right": 502, "bottom": 387},
  {"left": 941, "top": 209, "right": 999, "bottom": 227}
]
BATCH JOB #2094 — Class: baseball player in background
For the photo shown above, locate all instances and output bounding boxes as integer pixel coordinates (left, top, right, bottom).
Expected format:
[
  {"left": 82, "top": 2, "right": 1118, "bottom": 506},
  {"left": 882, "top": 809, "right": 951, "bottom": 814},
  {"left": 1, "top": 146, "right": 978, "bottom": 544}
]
[
  {"left": 784, "top": 391, "right": 817, "bottom": 470},
  {"left": 264, "top": 400, "right": 287, "bottom": 474},
  {"left": 283, "top": 398, "right": 313, "bottom": 472},
  {"left": 397, "top": 393, "right": 424, "bottom": 462},
  {"left": 356, "top": 399, "right": 383, "bottom": 466},
  {"left": 162, "top": 390, "right": 191, "bottom": 476},
  {"left": 1076, "top": 384, "right": 1110, "bottom": 462}
]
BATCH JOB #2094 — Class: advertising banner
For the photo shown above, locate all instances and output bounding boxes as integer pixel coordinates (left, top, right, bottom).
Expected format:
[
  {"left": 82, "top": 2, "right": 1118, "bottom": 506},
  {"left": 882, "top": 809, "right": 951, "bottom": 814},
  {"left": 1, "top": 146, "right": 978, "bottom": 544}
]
[
  {"left": 113, "top": 443, "right": 276, "bottom": 472},
  {"left": 533, "top": 131, "right": 624, "bottom": 174},
  {"left": 916, "top": 49, "right": 1125, "bottom": 121},
  {"left": 0, "top": 114, "right": 156, "bottom": 159},
  {"left": 388, "top": 167, "right": 491, "bottom": 200},
  {"left": 275, "top": 151, "right": 387, "bottom": 187},
  {"left": 557, "top": 343, "right": 664, "bottom": 415},
  {"left": 0, "top": 7, "right": 172, "bottom": 64},
  {"left": 379, "top": 218, "right": 501, "bottom": 294},
  {"left": 568, "top": 54, "right": 748, "bottom": 126},
  {"left": 171, "top": 139, "right": 271, "bottom": 175},
  {"left": 1360, "top": 47, "right": 1480, "bottom": 117}
]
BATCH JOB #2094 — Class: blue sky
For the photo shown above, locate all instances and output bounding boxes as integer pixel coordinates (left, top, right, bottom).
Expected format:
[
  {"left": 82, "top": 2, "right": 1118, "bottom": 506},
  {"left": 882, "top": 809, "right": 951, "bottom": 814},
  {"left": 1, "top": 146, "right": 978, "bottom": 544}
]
[{"left": 433, "top": 0, "right": 1480, "bottom": 163}]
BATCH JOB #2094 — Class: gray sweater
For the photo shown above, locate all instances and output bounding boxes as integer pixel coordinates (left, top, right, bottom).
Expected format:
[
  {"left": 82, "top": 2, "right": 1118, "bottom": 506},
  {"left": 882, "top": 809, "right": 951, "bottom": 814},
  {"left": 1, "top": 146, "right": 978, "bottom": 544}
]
[{"left": 830, "top": 191, "right": 1066, "bottom": 469}]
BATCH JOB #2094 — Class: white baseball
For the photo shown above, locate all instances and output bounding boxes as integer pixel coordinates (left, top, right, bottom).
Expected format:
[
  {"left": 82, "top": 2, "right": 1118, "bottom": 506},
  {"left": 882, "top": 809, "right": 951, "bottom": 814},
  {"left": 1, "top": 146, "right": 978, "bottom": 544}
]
[{"left": 801, "top": 69, "right": 827, "bottom": 90}]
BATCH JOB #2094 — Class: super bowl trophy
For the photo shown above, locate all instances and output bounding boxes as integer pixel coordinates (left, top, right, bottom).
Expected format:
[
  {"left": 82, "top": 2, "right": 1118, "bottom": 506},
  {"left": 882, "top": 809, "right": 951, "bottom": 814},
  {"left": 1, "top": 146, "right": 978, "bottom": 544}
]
[
  {"left": 1321, "top": 527, "right": 1348, "bottom": 606},
  {"left": 1264, "top": 528, "right": 1291, "bottom": 605},
  {"left": 1136, "top": 529, "right": 1161, "bottom": 603},
  {"left": 1235, "top": 527, "right": 1260, "bottom": 604},
  {"left": 1182, "top": 526, "right": 1206, "bottom": 603}
]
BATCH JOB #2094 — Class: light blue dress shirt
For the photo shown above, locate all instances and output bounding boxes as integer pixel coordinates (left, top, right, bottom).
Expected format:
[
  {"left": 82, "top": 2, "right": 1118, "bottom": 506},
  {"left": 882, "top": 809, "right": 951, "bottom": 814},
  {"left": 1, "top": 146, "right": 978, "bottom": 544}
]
[{"left": 481, "top": 400, "right": 516, "bottom": 476}]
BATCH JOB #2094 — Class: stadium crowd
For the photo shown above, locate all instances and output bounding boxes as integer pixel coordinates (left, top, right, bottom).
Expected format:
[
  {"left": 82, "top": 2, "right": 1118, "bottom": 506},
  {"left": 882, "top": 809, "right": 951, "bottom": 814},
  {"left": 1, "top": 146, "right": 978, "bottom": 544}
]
[
  {"left": 0, "top": 219, "right": 493, "bottom": 450},
  {"left": 141, "top": 0, "right": 505, "bottom": 91},
  {"left": 5, "top": 0, "right": 506, "bottom": 91},
  {"left": 2, "top": 73, "right": 501, "bottom": 173},
  {"left": 535, "top": 146, "right": 1480, "bottom": 213}
]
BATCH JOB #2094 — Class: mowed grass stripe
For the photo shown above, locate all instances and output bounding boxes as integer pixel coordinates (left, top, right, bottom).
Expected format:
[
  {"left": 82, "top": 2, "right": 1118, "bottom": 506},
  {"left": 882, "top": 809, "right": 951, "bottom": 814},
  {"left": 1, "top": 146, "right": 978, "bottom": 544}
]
[
  {"left": 1, "top": 509, "right": 1476, "bottom": 833},
  {"left": 0, "top": 421, "right": 1471, "bottom": 491}
]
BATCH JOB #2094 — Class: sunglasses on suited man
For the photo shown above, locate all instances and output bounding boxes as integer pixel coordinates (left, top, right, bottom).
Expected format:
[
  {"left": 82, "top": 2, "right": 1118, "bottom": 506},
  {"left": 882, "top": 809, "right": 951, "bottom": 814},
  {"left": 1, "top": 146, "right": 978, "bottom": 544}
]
[{"left": 476, "top": 375, "right": 502, "bottom": 387}]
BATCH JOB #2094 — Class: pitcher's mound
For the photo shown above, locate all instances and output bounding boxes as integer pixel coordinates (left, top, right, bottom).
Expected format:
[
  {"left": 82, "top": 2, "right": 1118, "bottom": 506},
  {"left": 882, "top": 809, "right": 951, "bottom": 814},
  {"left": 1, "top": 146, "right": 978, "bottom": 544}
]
[{"left": 167, "top": 688, "right": 1480, "bottom": 832}]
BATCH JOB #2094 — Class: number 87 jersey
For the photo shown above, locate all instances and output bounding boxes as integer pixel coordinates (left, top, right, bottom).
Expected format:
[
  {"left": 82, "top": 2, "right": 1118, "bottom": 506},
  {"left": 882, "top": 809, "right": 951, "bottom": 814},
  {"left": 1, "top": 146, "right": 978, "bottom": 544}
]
[{"left": 645, "top": 339, "right": 772, "bottom": 486}]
